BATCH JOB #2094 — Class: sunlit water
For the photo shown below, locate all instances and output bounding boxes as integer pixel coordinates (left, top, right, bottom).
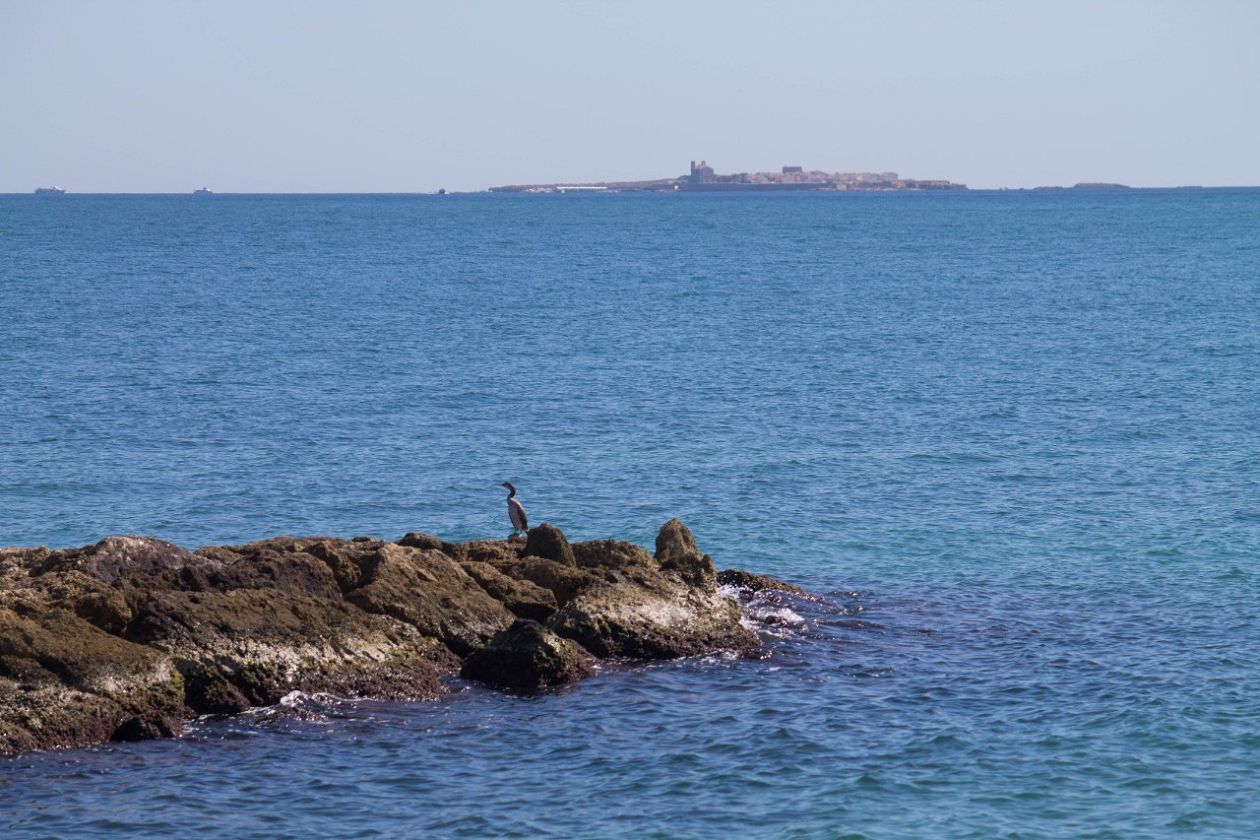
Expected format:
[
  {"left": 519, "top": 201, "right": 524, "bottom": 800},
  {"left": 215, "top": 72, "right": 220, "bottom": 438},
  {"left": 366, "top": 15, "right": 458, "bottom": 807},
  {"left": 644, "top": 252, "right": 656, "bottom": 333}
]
[{"left": 2, "top": 191, "right": 1258, "bottom": 837}]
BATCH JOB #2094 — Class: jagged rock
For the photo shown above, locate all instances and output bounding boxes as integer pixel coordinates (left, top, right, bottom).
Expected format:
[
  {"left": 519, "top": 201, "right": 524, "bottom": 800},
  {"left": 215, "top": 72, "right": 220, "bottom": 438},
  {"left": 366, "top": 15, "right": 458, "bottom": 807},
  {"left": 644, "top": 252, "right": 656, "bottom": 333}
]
[
  {"left": 0, "top": 546, "right": 50, "bottom": 576},
  {"left": 461, "top": 619, "right": 594, "bottom": 691},
  {"left": 0, "top": 518, "right": 788, "bottom": 755},
  {"left": 459, "top": 539, "right": 525, "bottom": 567},
  {"left": 342, "top": 542, "right": 513, "bottom": 655},
  {"left": 572, "top": 539, "right": 654, "bottom": 570},
  {"left": 523, "top": 523, "right": 577, "bottom": 567},
  {"left": 398, "top": 532, "right": 443, "bottom": 551},
  {"left": 302, "top": 538, "right": 366, "bottom": 592},
  {"left": 460, "top": 561, "right": 558, "bottom": 621},
  {"left": 655, "top": 518, "right": 698, "bottom": 560},
  {"left": 654, "top": 519, "right": 717, "bottom": 587},
  {"left": 502, "top": 557, "right": 602, "bottom": 607},
  {"left": 14, "top": 569, "right": 134, "bottom": 635},
  {"left": 182, "top": 665, "right": 251, "bottom": 715},
  {"left": 194, "top": 540, "right": 342, "bottom": 599},
  {"left": 547, "top": 520, "right": 754, "bottom": 659},
  {"left": 716, "top": 569, "right": 810, "bottom": 597},
  {"left": 72, "top": 588, "right": 133, "bottom": 635},
  {"left": 39, "top": 536, "right": 193, "bottom": 587}
]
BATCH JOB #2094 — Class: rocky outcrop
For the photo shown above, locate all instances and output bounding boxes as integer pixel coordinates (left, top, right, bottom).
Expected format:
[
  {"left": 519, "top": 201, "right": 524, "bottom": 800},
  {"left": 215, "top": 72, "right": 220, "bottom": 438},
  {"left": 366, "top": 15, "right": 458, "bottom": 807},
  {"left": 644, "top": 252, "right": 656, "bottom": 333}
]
[{"left": 0, "top": 520, "right": 776, "bottom": 755}]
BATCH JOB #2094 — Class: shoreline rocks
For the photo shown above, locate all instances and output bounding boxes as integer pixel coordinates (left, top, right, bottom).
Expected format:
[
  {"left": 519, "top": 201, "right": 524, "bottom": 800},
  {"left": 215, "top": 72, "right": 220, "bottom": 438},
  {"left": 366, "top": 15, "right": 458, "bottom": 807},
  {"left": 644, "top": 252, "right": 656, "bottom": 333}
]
[{"left": 0, "top": 519, "right": 781, "bottom": 756}]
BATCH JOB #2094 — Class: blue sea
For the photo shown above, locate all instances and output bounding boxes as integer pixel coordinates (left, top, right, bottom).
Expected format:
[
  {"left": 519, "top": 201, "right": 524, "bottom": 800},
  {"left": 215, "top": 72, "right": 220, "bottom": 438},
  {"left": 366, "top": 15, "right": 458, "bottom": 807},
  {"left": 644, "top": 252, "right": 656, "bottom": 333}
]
[{"left": 1, "top": 190, "right": 1258, "bottom": 838}]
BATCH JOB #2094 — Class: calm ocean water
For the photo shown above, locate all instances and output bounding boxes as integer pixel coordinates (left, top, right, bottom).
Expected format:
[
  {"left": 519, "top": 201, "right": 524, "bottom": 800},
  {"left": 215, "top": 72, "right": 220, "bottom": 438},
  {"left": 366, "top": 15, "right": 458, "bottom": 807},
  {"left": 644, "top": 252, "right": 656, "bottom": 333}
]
[{"left": 1, "top": 190, "right": 1258, "bottom": 837}]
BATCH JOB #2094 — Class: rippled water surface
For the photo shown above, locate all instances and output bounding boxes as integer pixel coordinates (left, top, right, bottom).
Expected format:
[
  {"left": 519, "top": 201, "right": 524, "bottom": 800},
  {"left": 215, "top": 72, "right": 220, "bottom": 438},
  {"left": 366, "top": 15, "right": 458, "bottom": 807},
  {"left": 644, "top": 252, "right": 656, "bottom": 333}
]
[{"left": 2, "top": 191, "right": 1259, "bottom": 837}]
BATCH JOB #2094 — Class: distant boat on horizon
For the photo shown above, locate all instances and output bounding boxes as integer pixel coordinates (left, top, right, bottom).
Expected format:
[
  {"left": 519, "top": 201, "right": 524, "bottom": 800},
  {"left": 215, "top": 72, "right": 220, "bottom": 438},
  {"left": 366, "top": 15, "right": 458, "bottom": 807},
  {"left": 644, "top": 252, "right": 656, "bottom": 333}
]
[
  {"left": 33, "top": 186, "right": 66, "bottom": 195},
  {"left": 193, "top": 187, "right": 213, "bottom": 195}
]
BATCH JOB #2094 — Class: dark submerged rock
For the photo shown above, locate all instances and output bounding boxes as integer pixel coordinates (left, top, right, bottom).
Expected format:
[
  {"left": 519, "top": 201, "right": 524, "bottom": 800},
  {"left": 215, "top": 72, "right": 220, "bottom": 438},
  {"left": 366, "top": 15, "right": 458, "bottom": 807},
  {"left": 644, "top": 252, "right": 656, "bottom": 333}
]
[
  {"left": 461, "top": 619, "right": 595, "bottom": 691},
  {"left": 716, "top": 569, "right": 810, "bottom": 597},
  {"left": 0, "top": 518, "right": 792, "bottom": 755}
]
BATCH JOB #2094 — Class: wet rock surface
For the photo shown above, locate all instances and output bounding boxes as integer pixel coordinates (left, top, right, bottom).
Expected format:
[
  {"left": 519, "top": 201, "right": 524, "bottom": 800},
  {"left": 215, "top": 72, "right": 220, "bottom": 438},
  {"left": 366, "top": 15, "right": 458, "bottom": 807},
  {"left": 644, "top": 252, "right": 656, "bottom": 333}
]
[
  {"left": 0, "top": 520, "right": 784, "bottom": 755},
  {"left": 716, "top": 568, "right": 811, "bottom": 597},
  {"left": 460, "top": 619, "right": 595, "bottom": 691}
]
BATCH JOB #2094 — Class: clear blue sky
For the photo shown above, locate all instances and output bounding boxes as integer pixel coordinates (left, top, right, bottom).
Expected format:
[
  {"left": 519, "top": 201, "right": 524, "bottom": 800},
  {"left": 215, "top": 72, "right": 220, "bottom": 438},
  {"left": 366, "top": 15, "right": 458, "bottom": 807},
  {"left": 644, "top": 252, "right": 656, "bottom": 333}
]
[{"left": 2, "top": 0, "right": 1257, "bottom": 192}]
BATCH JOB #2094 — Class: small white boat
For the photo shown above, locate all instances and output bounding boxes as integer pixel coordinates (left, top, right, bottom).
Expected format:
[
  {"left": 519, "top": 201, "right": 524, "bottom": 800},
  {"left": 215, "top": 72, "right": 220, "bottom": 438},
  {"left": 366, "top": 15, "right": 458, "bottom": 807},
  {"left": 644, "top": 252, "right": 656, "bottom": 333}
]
[
  {"left": 193, "top": 187, "right": 213, "bottom": 195},
  {"left": 34, "top": 186, "right": 66, "bottom": 195}
]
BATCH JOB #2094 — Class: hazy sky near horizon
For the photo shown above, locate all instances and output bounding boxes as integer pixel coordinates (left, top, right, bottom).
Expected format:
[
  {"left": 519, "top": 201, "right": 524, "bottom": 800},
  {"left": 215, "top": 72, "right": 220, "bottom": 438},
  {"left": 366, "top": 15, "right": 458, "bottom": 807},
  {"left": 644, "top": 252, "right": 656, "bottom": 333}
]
[{"left": 2, "top": 0, "right": 1257, "bottom": 192}]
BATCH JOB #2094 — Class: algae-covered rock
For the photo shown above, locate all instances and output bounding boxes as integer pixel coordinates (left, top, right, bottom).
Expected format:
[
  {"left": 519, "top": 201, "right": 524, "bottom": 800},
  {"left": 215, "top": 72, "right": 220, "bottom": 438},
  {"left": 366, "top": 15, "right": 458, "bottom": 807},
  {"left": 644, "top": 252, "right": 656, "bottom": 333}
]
[
  {"left": 0, "top": 606, "right": 183, "bottom": 754},
  {"left": 461, "top": 619, "right": 594, "bottom": 691}
]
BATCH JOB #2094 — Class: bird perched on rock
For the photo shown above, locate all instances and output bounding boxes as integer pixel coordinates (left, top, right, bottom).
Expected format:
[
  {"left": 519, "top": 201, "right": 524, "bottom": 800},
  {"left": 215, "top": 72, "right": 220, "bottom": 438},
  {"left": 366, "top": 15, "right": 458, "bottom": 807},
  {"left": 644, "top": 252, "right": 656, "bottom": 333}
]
[{"left": 501, "top": 482, "right": 528, "bottom": 538}]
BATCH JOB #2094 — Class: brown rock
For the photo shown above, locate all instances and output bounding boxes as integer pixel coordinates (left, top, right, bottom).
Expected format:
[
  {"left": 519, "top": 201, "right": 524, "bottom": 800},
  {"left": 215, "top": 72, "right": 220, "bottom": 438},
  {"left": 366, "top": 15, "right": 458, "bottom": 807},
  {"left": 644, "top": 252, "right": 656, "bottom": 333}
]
[
  {"left": 549, "top": 522, "right": 755, "bottom": 659},
  {"left": 551, "top": 579, "right": 756, "bottom": 659},
  {"left": 0, "top": 519, "right": 797, "bottom": 755},
  {"left": 39, "top": 536, "right": 193, "bottom": 587},
  {"left": 572, "top": 539, "right": 655, "bottom": 570},
  {"left": 0, "top": 606, "right": 184, "bottom": 755},
  {"left": 653, "top": 519, "right": 717, "bottom": 588},
  {"left": 397, "top": 532, "right": 444, "bottom": 551},
  {"left": 523, "top": 523, "right": 577, "bottom": 567},
  {"left": 343, "top": 542, "right": 513, "bottom": 655},
  {"left": 460, "top": 560, "right": 558, "bottom": 621},
  {"left": 127, "top": 587, "right": 454, "bottom": 712},
  {"left": 502, "top": 557, "right": 602, "bottom": 607},
  {"left": 655, "top": 518, "right": 698, "bottom": 560},
  {"left": 303, "top": 538, "right": 365, "bottom": 592},
  {"left": 196, "top": 541, "right": 342, "bottom": 600},
  {"left": 460, "top": 539, "right": 524, "bottom": 567}
]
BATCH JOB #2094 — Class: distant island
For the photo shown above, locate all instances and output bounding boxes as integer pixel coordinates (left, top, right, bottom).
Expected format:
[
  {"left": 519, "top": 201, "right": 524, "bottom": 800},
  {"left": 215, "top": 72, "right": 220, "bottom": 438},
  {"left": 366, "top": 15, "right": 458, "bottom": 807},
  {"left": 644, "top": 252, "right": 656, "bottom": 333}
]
[
  {"left": 1032, "top": 182, "right": 1132, "bottom": 190},
  {"left": 490, "top": 160, "right": 967, "bottom": 193}
]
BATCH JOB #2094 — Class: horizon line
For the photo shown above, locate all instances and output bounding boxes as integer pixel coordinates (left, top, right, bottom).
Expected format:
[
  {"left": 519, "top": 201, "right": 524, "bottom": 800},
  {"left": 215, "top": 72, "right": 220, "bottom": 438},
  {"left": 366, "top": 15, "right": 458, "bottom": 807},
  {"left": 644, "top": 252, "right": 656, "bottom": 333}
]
[{"left": 5, "top": 185, "right": 1260, "bottom": 196}]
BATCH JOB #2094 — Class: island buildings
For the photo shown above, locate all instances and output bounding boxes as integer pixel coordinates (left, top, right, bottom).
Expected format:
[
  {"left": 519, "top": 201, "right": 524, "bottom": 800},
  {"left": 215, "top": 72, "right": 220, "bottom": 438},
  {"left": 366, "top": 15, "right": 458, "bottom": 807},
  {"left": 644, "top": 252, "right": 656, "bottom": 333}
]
[{"left": 489, "top": 160, "right": 966, "bottom": 193}]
